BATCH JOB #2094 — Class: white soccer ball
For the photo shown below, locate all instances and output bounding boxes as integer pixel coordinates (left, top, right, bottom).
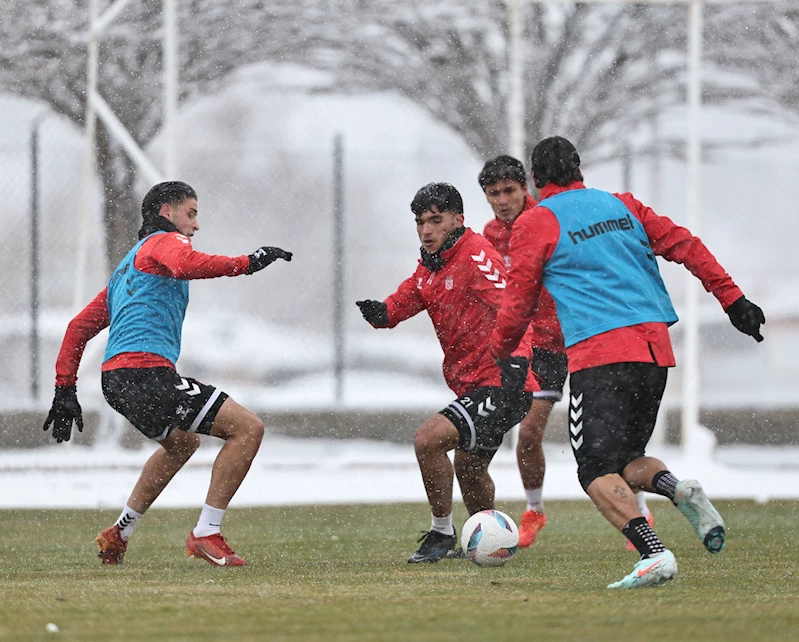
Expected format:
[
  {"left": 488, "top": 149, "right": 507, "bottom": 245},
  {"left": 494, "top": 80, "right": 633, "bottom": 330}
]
[{"left": 461, "top": 509, "right": 519, "bottom": 567}]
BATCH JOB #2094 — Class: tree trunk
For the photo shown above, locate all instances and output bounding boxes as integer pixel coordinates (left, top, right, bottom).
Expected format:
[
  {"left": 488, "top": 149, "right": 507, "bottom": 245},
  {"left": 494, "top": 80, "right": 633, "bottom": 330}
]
[{"left": 96, "top": 121, "right": 140, "bottom": 272}]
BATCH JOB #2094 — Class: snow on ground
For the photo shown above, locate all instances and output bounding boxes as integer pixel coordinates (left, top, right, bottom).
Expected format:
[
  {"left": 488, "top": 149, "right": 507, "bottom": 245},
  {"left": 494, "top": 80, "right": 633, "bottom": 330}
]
[{"left": 2, "top": 429, "right": 798, "bottom": 510}]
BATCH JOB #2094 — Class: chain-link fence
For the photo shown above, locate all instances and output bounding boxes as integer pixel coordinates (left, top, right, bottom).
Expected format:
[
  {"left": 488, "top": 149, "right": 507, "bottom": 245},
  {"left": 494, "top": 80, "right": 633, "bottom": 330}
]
[{"left": 0, "top": 94, "right": 107, "bottom": 413}]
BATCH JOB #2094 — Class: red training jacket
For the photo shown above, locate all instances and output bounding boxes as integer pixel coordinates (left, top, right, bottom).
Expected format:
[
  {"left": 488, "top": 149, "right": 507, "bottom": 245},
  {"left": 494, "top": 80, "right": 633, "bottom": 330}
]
[
  {"left": 491, "top": 181, "right": 744, "bottom": 373},
  {"left": 54, "top": 232, "right": 250, "bottom": 386},
  {"left": 376, "top": 228, "right": 538, "bottom": 398},
  {"left": 483, "top": 193, "right": 565, "bottom": 355}
]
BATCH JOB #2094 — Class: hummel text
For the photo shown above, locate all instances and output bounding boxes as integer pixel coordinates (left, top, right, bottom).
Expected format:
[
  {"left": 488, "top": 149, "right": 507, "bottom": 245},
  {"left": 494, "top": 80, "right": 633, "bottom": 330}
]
[{"left": 568, "top": 213, "right": 635, "bottom": 245}]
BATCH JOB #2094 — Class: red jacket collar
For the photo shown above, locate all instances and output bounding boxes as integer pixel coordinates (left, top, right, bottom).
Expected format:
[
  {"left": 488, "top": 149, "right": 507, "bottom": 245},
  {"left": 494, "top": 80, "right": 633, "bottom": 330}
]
[
  {"left": 440, "top": 227, "right": 472, "bottom": 262},
  {"left": 538, "top": 180, "right": 586, "bottom": 201}
]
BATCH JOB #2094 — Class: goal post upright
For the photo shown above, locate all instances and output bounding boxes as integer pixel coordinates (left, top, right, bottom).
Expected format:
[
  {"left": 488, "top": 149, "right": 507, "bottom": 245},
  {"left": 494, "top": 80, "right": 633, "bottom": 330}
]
[{"left": 77, "top": 0, "right": 175, "bottom": 309}]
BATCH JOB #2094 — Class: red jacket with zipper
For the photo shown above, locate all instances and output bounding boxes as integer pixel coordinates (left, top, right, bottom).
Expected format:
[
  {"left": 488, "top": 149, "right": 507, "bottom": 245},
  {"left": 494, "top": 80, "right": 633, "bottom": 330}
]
[
  {"left": 376, "top": 228, "right": 538, "bottom": 397},
  {"left": 483, "top": 193, "right": 565, "bottom": 355}
]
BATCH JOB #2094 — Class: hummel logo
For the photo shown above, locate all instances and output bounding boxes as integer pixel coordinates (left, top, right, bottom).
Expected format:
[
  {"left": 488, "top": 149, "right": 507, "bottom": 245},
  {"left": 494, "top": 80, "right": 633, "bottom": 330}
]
[
  {"left": 471, "top": 249, "right": 507, "bottom": 289},
  {"left": 477, "top": 397, "right": 496, "bottom": 417},
  {"left": 175, "top": 378, "right": 200, "bottom": 396}
]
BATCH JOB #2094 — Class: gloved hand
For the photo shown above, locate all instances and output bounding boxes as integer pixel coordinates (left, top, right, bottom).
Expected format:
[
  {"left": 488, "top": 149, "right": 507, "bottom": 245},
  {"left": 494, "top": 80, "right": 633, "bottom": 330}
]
[
  {"left": 495, "top": 355, "right": 530, "bottom": 400},
  {"left": 246, "top": 247, "right": 293, "bottom": 274},
  {"left": 356, "top": 300, "right": 389, "bottom": 327},
  {"left": 726, "top": 296, "right": 765, "bottom": 342},
  {"left": 42, "top": 385, "right": 83, "bottom": 443}
]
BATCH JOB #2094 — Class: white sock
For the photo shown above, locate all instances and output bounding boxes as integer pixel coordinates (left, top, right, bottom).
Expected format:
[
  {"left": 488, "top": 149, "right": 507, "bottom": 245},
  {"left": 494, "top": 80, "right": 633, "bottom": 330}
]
[
  {"left": 115, "top": 505, "right": 144, "bottom": 542},
  {"left": 636, "top": 491, "right": 651, "bottom": 518},
  {"left": 525, "top": 487, "right": 544, "bottom": 514},
  {"left": 193, "top": 503, "right": 226, "bottom": 538},
  {"left": 431, "top": 513, "right": 454, "bottom": 536}
]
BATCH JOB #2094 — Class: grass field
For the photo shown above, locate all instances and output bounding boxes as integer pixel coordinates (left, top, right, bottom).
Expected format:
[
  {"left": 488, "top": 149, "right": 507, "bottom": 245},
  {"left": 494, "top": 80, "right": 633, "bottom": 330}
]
[{"left": 1, "top": 500, "right": 798, "bottom": 641}]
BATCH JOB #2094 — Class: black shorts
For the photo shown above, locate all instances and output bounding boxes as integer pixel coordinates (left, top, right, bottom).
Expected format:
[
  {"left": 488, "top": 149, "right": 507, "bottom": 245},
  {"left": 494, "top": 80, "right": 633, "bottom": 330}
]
[
  {"left": 440, "top": 387, "right": 533, "bottom": 459},
  {"left": 531, "top": 348, "right": 568, "bottom": 401},
  {"left": 568, "top": 362, "right": 667, "bottom": 491},
  {"left": 101, "top": 367, "right": 229, "bottom": 441}
]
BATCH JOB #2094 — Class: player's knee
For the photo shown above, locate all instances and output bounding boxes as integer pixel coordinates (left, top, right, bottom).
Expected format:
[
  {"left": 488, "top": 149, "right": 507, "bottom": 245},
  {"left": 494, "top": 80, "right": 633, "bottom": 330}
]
[
  {"left": 517, "top": 427, "right": 543, "bottom": 451},
  {"left": 414, "top": 428, "right": 444, "bottom": 459},
  {"left": 227, "top": 412, "right": 264, "bottom": 445},
  {"left": 577, "top": 459, "right": 620, "bottom": 492},
  {"left": 245, "top": 416, "right": 265, "bottom": 443}
]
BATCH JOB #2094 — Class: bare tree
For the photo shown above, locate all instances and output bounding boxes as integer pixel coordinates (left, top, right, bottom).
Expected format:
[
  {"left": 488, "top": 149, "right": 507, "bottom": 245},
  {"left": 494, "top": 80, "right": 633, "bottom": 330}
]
[
  {"left": 0, "top": 1, "right": 791, "bottom": 269},
  {"left": 0, "top": 0, "right": 309, "bottom": 267},
  {"left": 705, "top": 3, "right": 799, "bottom": 127}
]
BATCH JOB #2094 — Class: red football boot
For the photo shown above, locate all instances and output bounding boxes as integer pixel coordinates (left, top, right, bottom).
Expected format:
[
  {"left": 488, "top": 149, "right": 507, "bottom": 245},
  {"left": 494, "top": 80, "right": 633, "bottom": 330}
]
[
  {"left": 518, "top": 509, "right": 547, "bottom": 548},
  {"left": 186, "top": 532, "right": 246, "bottom": 567},
  {"left": 95, "top": 525, "right": 128, "bottom": 565}
]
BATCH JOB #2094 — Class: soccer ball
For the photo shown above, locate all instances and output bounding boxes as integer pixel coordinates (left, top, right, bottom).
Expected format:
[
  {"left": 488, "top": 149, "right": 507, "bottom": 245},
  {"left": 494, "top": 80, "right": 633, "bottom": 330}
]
[{"left": 461, "top": 509, "right": 519, "bottom": 567}]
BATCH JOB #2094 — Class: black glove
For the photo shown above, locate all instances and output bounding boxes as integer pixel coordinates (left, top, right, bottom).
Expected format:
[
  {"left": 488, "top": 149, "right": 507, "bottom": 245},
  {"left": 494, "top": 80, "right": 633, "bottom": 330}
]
[
  {"left": 246, "top": 246, "right": 293, "bottom": 274},
  {"left": 495, "top": 355, "right": 530, "bottom": 400},
  {"left": 43, "top": 385, "right": 84, "bottom": 443},
  {"left": 726, "top": 296, "right": 765, "bottom": 342},
  {"left": 356, "top": 300, "right": 389, "bottom": 327}
]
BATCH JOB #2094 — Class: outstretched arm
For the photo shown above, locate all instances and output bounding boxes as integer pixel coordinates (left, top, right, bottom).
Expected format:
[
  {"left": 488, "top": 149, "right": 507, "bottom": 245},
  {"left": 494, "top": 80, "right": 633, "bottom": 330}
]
[
  {"left": 357, "top": 273, "right": 426, "bottom": 329},
  {"left": 617, "top": 193, "right": 743, "bottom": 308},
  {"left": 618, "top": 192, "right": 765, "bottom": 341},
  {"left": 139, "top": 233, "right": 291, "bottom": 280}
]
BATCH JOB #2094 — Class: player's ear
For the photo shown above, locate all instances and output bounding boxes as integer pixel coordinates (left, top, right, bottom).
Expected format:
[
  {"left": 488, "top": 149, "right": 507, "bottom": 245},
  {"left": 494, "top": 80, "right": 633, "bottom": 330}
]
[{"left": 159, "top": 203, "right": 172, "bottom": 219}]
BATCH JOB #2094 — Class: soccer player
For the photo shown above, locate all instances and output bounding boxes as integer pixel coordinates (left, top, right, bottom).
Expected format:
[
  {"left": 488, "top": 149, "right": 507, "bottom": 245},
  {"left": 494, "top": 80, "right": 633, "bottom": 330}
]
[
  {"left": 491, "top": 137, "right": 765, "bottom": 588},
  {"left": 43, "top": 181, "right": 292, "bottom": 567},
  {"left": 479, "top": 155, "right": 654, "bottom": 551},
  {"left": 356, "top": 182, "right": 538, "bottom": 563}
]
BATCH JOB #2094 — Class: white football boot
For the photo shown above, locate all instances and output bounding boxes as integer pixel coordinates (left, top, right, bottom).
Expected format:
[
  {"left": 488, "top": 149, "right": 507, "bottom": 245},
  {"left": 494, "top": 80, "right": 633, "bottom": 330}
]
[
  {"left": 607, "top": 550, "right": 678, "bottom": 589},
  {"left": 673, "top": 480, "right": 726, "bottom": 554}
]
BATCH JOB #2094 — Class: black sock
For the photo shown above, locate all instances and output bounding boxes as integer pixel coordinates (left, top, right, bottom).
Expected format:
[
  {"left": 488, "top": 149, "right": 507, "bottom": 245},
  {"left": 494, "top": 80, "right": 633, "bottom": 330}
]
[
  {"left": 652, "top": 470, "right": 679, "bottom": 501},
  {"left": 622, "top": 517, "right": 666, "bottom": 558}
]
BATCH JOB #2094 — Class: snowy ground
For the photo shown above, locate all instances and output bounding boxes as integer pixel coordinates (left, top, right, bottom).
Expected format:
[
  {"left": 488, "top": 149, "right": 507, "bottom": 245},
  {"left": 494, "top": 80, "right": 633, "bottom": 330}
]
[{"left": 2, "top": 428, "right": 798, "bottom": 510}]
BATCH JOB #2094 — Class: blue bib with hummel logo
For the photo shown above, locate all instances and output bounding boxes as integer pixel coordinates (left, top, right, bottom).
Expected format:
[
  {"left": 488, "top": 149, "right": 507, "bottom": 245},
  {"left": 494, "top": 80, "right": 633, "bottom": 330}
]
[
  {"left": 104, "top": 232, "right": 189, "bottom": 364},
  {"left": 539, "top": 188, "right": 677, "bottom": 347}
]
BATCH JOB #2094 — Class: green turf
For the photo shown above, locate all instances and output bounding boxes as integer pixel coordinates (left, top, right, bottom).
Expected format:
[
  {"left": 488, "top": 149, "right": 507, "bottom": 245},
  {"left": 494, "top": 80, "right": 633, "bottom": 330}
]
[{"left": 1, "top": 500, "right": 798, "bottom": 641}]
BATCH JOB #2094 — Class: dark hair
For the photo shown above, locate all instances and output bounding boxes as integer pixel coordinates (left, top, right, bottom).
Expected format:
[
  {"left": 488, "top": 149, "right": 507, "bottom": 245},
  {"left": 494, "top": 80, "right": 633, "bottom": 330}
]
[
  {"left": 478, "top": 155, "right": 527, "bottom": 190},
  {"left": 530, "top": 136, "right": 583, "bottom": 189},
  {"left": 410, "top": 182, "right": 464, "bottom": 217},
  {"left": 138, "top": 181, "right": 197, "bottom": 239}
]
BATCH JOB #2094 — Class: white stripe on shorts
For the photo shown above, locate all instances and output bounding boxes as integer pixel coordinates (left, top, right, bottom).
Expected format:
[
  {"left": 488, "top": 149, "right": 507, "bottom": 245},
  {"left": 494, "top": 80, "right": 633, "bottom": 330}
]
[
  {"left": 188, "top": 388, "right": 222, "bottom": 434},
  {"left": 154, "top": 426, "right": 171, "bottom": 442},
  {"left": 449, "top": 400, "right": 476, "bottom": 451}
]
